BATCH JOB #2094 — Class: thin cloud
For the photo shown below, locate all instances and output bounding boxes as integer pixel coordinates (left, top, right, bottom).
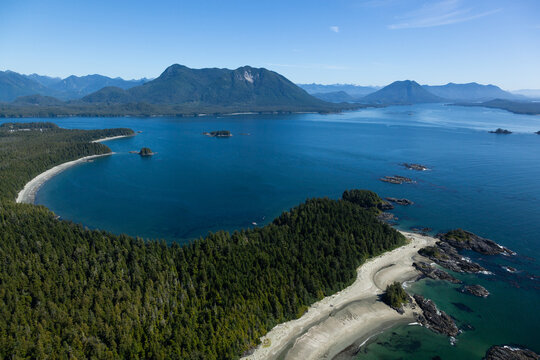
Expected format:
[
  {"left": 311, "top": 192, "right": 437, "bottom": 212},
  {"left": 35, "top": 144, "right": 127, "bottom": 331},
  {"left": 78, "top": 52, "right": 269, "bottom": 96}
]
[
  {"left": 329, "top": 26, "right": 340, "bottom": 33},
  {"left": 389, "top": 0, "right": 500, "bottom": 30}
]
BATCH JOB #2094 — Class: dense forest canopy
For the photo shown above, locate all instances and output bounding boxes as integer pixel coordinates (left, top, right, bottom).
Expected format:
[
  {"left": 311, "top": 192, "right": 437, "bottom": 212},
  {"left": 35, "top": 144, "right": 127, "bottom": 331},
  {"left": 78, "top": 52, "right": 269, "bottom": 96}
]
[{"left": 0, "top": 122, "right": 406, "bottom": 359}]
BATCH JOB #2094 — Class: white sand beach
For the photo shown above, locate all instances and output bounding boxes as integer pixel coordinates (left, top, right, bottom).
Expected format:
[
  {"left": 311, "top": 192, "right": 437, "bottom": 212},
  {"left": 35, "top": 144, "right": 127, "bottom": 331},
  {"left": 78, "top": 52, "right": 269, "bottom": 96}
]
[
  {"left": 92, "top": 134, "right": 134, "bottom": 143},
  {"left": 242, "top": 232, "right": 436, "bottom": 360},
  {"left": 16, "top": 134, "right": 134, "bottom": 204}
]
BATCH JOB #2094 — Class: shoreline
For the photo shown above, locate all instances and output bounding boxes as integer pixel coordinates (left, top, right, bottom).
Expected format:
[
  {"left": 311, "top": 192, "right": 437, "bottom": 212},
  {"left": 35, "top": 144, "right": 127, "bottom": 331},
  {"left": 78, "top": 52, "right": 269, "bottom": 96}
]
[
  {"left": 16, "top": 134, "right": 134, "bottom": 204},
  {"left": 92, "top": 134, "right": 135, "bottom": 143},
  {"left": 16, "top": 153, "right": 113, "bottom": 204},
  {"left": 242, "top": 231, "right": 436, "bottom": 360}
]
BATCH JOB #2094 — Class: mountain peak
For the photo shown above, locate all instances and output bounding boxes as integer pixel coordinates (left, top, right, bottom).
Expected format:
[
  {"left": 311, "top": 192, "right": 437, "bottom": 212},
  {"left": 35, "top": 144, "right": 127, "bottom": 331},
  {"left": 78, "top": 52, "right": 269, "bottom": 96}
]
[{"left": 362, "top": 80, "right": 443, "bottom": 104}]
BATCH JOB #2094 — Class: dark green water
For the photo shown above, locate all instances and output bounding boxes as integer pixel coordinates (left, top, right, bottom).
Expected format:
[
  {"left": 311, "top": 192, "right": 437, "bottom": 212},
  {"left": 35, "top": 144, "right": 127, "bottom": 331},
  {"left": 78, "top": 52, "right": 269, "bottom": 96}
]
[{"left": 4, "top": 104, "right": 539, "bottom": 358}]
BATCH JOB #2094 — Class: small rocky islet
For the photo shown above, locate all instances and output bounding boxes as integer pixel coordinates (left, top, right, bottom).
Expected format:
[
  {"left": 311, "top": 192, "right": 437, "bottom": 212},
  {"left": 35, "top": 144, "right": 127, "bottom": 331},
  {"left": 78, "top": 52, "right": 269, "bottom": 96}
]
[
  {"left": 380, "top": 175, "right": 416, "bottom": 184},
  {"left": 401, "top": 163, "right": 430, "bottom": 171},
  {"left": 460, "top": 284, "right": 490, "bottom": 298},
  {"left": 130, "top": 147, "right": 156, "bottom": 156},
  {"left": 385, "top": 197, "right": 414, "bottom": 205},
  {"left": 489, "top": 128, "right": 512, "bottom": 134},
  {"left": 203, "top": 130, "right": 232, "bottom": 137}
]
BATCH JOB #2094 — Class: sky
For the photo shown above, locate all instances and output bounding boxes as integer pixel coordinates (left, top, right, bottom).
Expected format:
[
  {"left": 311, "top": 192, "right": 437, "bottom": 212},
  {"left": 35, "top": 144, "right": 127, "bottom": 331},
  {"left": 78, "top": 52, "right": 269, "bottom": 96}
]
[{"left": 0, "top": 0, "right": 539, "bottom": 90}]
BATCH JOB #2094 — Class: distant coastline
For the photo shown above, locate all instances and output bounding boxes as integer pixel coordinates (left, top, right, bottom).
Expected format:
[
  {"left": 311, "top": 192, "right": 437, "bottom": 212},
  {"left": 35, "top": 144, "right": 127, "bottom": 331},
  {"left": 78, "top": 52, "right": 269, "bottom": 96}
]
[
  {"left": 16, "top": 134, "right": 134, "bottom": 204},
  {"left": 242, "top": 232, "right": 436, "bottom": 360}
]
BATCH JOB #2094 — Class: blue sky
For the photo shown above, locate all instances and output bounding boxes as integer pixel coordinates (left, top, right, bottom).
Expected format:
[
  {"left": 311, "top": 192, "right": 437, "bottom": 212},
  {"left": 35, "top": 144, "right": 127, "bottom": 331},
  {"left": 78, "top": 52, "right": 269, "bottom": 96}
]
[{"left": 1, "top": 0, "right": 539, "bottom": 90}]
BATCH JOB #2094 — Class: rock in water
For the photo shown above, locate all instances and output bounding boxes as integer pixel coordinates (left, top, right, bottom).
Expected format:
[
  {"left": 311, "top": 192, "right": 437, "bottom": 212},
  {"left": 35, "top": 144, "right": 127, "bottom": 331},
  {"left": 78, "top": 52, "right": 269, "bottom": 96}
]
[
  {"left": 461, "top": 284, "right": 490, "bottom": 298},
  {"left": 438, "top": 229, "right": 515, "bottom": 255},
  {"left": 489, "top": 128, "right": 512, "bottom": 134},
  {"left": 484, "top": 345, "right": 539, "bottom": 360},
  {"left": 385, "top": 197, "right": 414, "bottom": 205},
  {"left": 418, "top": 242, "right": 487, "bottom": 273},
  {"left": 413, "top": 295, "right": 459, "bottom": 336},
  {"left": 139, "top": 147, "right": 154, "bottom": 156},
  {"left": 413, "top": 262, "right": 462, "bottom": 284},
  {"left": 401, "top": 163, "right": 430, "bottom": 171}
]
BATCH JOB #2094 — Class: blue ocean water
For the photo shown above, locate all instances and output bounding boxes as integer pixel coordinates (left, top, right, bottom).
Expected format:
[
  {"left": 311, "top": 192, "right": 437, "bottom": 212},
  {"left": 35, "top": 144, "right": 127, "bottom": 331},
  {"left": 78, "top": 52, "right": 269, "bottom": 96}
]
[{"left": 5, "top": 104, "right": 540, "bottom": 358}]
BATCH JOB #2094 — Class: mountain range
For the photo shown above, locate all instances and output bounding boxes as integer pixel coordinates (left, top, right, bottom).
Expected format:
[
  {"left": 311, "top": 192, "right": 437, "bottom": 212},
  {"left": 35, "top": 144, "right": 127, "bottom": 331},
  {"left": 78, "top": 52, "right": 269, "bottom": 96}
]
[
  {"left": 1, "top": 65, "right": 538, "bottom": 116},
  {"left": 302, "top": 81, "right": 528, "bottom": 104},
  {"left": 0, "top": 65, "right": 350, "bottom": 116},
  {"left": 0, "top": 70, "right": 147, "bottom": 102}
]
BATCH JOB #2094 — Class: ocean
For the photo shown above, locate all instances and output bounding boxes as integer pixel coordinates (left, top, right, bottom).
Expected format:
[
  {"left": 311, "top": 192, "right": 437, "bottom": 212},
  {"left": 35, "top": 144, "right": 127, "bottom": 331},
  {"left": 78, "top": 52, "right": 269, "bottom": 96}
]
[{"left": 8, "top": 103, "right": 540, "bottom": 358}]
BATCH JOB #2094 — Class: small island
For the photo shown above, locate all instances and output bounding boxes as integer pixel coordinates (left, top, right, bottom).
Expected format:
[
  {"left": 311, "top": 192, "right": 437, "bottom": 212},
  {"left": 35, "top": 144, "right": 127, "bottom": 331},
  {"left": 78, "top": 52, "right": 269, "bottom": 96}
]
[
  {"left": 203, "top": 130, "right": 232, "bottom": 137},
  {"left": 401, "top": 163, "right": 430, "bottom": 171},
  {"left": 380, "top": 175, "right": 416, "bottom": 184},
  {"left": 489, "top": 128, "right": 512, "bottom": 134},
  {"left": 536, "top": 131, "right": 540, "bottom": 135},
  {"left": 385, "top": 197, "right": 414, "bottom": 206},
  {"left": 138, "top": 147, "right": 155, "bottom": 156}
]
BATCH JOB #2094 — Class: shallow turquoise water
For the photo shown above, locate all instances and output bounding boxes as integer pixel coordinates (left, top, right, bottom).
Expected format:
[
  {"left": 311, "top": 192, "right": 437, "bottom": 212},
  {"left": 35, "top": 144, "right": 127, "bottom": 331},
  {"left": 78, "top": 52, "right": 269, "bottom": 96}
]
[{"left": 4, "top": 104, "right": 539, "bottom": 358}]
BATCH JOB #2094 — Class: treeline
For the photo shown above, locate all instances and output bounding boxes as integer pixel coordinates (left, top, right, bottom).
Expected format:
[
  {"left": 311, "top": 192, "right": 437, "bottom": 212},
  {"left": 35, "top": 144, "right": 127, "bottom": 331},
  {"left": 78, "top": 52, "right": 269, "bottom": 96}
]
[
  {"left": 0, "top": 124, "right": 134, "bottom": 201},
  {"left": 0, "top": 123, "right": 406, "bottom": 359},
  {"left": 0, "top": 101, "right": 362, "bottom": 118}
]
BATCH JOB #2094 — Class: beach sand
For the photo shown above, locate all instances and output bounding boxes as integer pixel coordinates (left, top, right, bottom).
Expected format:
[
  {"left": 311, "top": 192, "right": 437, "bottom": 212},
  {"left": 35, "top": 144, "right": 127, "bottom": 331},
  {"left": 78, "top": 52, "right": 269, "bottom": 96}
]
[
  {"left": 16, "top": 134, "right": 134, "bottom": 204},
  {"left": 242, "top": 232, "right": 436, "bottom": 360}
]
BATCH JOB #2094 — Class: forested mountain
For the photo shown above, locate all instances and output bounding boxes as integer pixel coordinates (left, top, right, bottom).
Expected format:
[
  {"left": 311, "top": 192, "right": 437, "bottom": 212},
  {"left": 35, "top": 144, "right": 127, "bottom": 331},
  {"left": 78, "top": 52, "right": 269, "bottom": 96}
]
[
  {"left": 82, "top": 64, "right": 331, "bottom": 109},
  {"left": 0, "top": 122, "right": 405, "bottom": 359},
  {"left": 423, "top": 82, "right": 520, "bottom": 102},
  {"left": 361, "top": 80, "right": 444, "bottom": 104}
]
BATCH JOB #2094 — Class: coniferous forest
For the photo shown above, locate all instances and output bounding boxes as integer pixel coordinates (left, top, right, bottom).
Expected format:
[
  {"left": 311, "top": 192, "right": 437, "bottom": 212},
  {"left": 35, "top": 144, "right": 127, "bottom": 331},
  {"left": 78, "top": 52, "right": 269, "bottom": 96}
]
[{"left": 0, "top": 123, "right": 406, "bottom": 359}]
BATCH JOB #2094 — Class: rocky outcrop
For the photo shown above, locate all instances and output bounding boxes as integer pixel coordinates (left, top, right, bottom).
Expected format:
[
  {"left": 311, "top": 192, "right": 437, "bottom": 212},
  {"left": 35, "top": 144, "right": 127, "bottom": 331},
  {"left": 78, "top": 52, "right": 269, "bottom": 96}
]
[
  {"left": 138, "top": 147, "right": 155, "bottom": 156},
  {"left": 203, "top": 130, "right": 232, "bottom": 137},
  {"left": 489, "top": 128, "right": 512, "bottom": 134},
  {"left": 438, "top": 229, "right": 515, "bottom": 256},
  {"left": 380, "top": 175, "right": 416, "bottom": 184},
  {"left": 413, "top": 262, "right": 462, "bottom": 284},
  {"left": 413, "top": 295, "right": 459, "bottom": 337},
  {"left": 377, "top": 201, "right": 394, "bottom": 211},
  {"left": 385, "top": 197, "right": 414, "bottom": 205},
  {"left": 418, "top": 242, "right": 487, "bottom": 273},
  {"left": 484, "top": 345, "right": 539, "bottom": 360},
  {"left": 461, "top": 284, "right": 490, "bottom": 298},
  {"left": 377, "top": 212, "right": 397, "bottom": 224},
  {"left": 401, "top": 163, "right": 430, "bottom": 171}
]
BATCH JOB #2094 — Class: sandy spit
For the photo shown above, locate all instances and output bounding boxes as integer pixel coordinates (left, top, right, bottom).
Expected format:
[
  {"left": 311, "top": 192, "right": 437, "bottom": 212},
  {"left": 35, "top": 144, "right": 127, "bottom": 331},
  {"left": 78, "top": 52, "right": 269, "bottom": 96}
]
[
  {"left": 242, "top": 232, "right": 436, "bottom": 360},
  {"left": 16, "top": 134, "right": 134, "bottom": 204}
]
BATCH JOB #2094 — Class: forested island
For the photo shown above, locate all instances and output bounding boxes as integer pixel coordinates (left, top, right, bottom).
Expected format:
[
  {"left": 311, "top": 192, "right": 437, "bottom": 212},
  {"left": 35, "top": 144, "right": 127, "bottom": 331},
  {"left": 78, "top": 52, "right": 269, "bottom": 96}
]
[
  {"left": 455, "top": 99, "right": 540, "bottom": 115},
  {"left": 0, "top": 123, "right": 407, "bottom": 359}
]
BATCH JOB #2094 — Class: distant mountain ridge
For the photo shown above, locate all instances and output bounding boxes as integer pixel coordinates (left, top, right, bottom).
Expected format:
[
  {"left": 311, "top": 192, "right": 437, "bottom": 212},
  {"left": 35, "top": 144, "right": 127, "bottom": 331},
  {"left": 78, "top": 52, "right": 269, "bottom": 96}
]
[
  {"left": 82, "top": 64, "right": 331, "bottom": 109},
  {"left": 361, "top": 80, "right": 444, "bottom": 104},
  {"left": 298, "top": 83, "right": 379, "bottom": 97},
  {"left": 310, "top": 91, "right": 358, "bottom": 103},
  {"left": 423, "top": 82, "right": 520, "bottom": 102},
  {"left": 0, "top": 71, "right": 50, "bottom": 102},
  {"left": 0, "top": 70, "right": 147, "bottom": 102}
]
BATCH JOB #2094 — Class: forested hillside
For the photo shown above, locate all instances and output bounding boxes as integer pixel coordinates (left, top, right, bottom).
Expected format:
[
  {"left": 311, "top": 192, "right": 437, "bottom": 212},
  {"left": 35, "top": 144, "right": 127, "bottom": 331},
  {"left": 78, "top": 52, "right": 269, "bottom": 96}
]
[{"left": 0, "top": 123, "right": 406, "bottom": 359}]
